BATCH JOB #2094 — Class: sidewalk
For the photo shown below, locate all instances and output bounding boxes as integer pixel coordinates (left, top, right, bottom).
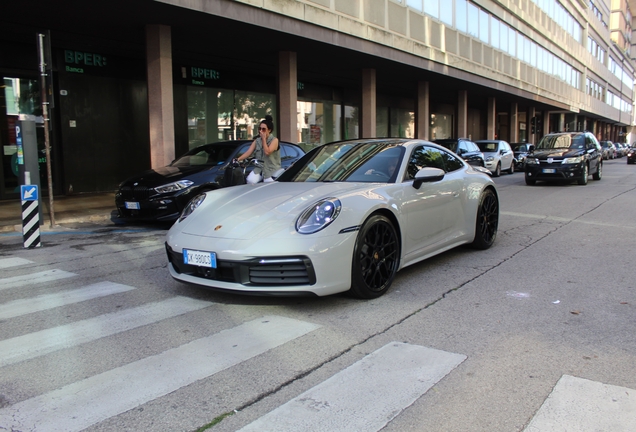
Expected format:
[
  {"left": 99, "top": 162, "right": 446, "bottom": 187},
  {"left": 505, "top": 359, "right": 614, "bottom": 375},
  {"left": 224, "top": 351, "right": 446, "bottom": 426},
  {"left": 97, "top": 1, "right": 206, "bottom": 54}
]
[{"left": 0, "top": 192, "right": 117, "bottom": 233}]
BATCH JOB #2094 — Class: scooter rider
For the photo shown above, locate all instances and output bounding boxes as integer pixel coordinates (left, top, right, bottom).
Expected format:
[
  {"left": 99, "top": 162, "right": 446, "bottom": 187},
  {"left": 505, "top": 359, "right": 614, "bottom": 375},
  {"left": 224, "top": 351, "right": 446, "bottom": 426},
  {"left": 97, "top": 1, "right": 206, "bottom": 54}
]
[{"left": 235, "top": 115, "right": 281, "bottom": 184}]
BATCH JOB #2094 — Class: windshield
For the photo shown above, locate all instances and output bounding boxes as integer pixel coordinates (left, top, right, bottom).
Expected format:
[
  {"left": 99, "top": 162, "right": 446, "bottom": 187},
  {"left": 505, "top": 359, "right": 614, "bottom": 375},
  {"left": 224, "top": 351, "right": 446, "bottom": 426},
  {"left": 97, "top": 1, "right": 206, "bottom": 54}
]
[
  {"left": 536, "top": 134, "right": 584, "bottom": 150},
  {"left": 477, "top": 142, "right": 498, "bottom": 152},
  {"left": 277, "top": 140, "right": 404, "bottom": 183},
  {"left": 171, "top": 144, "right": 238, "bottom": 167}
]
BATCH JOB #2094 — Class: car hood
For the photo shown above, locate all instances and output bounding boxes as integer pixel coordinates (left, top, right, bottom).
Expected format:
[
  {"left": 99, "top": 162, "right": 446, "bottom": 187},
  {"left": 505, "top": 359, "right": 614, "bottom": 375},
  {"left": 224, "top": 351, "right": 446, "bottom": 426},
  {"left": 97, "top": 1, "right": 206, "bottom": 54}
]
[
  {"left": 120, "top": 165, "right": 219, "bottom": 188},
  {"left": 176, "top": 182, "right": 376, "bottom": 240},
  {"left": 531, "top": 149, "right": 583, "bottom": 159}
]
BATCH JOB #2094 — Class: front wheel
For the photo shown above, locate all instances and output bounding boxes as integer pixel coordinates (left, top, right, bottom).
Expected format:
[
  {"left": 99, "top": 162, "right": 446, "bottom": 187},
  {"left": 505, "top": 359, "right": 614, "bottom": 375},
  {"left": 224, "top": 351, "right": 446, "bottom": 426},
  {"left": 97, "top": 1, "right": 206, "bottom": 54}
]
[
  {"left": 507, "top": 162, "right": 515, "bottom": 174},
  {"left": 577, "top": 164, "right": 588, "bottom": 185},
  {"left": 525, "top": 176, "right": 536, "bottom": 185},
  {"left": 471, "top": 188, "right": 499, "bottom": 250},
  {"left": 349, "top": 215, "right": 400, "bottom": 299},
  {"left": 593, "top": 162, "right": 602, "bottom": 180}
]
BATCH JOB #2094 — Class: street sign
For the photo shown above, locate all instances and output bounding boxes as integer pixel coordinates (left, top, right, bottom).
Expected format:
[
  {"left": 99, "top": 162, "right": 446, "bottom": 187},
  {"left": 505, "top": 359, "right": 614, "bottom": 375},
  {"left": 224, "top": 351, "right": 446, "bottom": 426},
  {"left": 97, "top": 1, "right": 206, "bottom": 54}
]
[{"left": 21, "top": 185, "right": 39, "bottom": 201}]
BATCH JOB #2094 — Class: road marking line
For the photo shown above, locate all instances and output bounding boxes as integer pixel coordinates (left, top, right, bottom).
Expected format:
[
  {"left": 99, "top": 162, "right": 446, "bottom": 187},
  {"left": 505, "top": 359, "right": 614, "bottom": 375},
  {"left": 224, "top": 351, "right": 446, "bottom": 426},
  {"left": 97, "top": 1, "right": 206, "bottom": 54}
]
[
  {"left": 239, "top": 341, "right": 466, "bottom": 432},
  {"left": 0, "top": 269, "right": 76, "bottom": 291},
  {"left": 0, "top": 315, "right": 320, "bottom": 432},
  {"left": 0, "top": 281, "right": 136, "bottom": 320},
  {"left": 0, "top": 296, "right": 212, "bottom": 368},
  {"left": 0, "top": 257, "right": 33, "bottom": 269},
  {"left": 501, "top": 211, "right": 636, "bottom": 228},
  {"left": 524, "top": 375, "right": 636, "bottom": 431}
]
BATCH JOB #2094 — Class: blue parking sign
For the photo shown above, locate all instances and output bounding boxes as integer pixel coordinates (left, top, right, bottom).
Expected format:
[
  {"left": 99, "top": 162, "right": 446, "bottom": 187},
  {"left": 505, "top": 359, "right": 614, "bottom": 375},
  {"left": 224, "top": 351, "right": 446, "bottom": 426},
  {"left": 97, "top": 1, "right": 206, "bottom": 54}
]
[{"left": 21, "top": 185, "right": 39, "bottom": 201}]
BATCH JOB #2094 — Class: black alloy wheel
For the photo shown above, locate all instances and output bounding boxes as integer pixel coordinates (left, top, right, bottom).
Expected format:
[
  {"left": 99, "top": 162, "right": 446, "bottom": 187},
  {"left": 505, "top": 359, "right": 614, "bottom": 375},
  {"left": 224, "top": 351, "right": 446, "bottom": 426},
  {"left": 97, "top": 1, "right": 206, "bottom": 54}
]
[
  {"left": 350, "top": 215, "right": 400, "bottom": 299},
  {"left": 577, "top": 164, "right": 589, "bottom": 185},
  {"left": 471, "top": 188, "right": 499, "bottom": 250},
  {"left": 593, "top": 162, "right": 602, "bottom": 180}
]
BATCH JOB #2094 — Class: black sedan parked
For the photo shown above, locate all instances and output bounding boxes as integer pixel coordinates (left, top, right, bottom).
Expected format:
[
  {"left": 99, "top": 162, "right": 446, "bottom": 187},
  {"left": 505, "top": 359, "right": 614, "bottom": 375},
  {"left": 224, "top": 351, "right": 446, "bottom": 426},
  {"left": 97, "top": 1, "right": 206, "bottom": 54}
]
[
  {"left": 115, "top": 140, "right": 305, "bottom": 222},
  {"left": 524, "top": 132, "right": 602, "bottom": 186},
  {"left": 433, "top": 138, "right": 485, "bottom": 167},
  {"left": 627, "top": 147, "right": 636, "bottom": 164}
]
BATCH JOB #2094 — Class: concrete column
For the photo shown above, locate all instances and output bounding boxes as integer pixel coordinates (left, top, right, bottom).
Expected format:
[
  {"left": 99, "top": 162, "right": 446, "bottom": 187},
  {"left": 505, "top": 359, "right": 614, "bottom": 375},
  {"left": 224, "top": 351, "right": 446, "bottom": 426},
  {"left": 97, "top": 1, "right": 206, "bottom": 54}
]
[
  {"left": 361, "top": 69, "right": 376, "bottom": 138},
  {"left": 509, "top": 102, "right": 518, "bottom": 143},
  {"left": 457, "top": 90, "right": 468, "bottom": 138},
  {"left": 542, "top": 111, "right": 549, "bottom": 136},
  {"left": 487, "top": 97, "right": 496, "bottom": 140},
  {"left": 558, "top": 113, "right": 565, "bottom": 132},
  {"left": 416, "top": 81, "right": 430, "bottom": 140},
  {"left": 278, "top": 51, "right": 297, "bottom": 143},
  {"left": 146, "top": 24, "right": 175, "bottom": 168}
]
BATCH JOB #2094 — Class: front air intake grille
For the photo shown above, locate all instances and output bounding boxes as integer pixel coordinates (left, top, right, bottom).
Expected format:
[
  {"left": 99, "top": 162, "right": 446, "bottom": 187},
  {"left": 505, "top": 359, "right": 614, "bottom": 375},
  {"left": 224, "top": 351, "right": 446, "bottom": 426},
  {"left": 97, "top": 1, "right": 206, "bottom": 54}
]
[
  {"left": 166, "top": 244, "right": 316, "bottom": 287},
  {"left": 119, "top": 185, "right": 153, "bottom": 200}
]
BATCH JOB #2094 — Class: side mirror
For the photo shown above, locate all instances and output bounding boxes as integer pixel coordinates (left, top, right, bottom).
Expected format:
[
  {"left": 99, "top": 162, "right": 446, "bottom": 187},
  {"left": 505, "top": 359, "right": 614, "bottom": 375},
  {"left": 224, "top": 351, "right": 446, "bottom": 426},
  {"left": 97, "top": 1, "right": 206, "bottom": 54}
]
[{"left": 412, "top": 167, "right": 445, "bottom": 189}]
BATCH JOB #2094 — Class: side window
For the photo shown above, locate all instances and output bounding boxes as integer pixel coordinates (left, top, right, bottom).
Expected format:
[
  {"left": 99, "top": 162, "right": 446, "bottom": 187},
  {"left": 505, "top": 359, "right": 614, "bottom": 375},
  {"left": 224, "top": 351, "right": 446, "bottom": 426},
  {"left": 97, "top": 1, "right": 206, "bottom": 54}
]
[
  {"left": 406, "top": 146, "right": 445, "bottom": 180},
  {"left": 457, "top": 141, "right": 468, "bottom": 154},
  {"left": 280, "top": 144, "right": 290, "bottom": 161},
  {"left": 440, "top": 149, "right": 464, "bottom": 172},
  {"left": 236, "top": 144, "right": 251, "bottom": 159}
]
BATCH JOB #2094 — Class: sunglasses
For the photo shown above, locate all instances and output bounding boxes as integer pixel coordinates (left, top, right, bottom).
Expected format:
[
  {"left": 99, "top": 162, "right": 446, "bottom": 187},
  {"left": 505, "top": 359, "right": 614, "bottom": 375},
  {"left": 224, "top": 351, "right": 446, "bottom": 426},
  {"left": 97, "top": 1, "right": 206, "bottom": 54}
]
[{"left": 259, "top": 127, "right": 268, "bottom": 131}]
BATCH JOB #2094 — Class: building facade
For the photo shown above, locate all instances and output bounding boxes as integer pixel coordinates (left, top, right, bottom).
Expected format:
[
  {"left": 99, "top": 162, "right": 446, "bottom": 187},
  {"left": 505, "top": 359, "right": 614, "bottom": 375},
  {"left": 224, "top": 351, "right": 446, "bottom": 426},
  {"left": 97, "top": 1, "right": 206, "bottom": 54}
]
[{"left": 1, "top": 0, "right": 634, "bottom": 200}]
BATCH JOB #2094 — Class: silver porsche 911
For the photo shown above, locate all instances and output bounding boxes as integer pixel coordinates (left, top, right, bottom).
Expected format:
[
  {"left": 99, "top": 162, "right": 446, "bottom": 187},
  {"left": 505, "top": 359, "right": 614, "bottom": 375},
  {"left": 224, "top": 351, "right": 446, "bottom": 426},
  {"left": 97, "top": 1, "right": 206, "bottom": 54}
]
[{"left": 166, "top": 138, "right": 499, "bottom": 299}]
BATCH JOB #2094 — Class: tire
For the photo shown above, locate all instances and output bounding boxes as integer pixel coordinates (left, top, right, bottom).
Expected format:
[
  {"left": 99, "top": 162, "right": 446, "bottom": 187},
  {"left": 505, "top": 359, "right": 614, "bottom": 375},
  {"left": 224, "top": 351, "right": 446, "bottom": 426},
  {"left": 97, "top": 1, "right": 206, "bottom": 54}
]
[
  {"left": 577, "top": 164, "right": 588, "bottom": 185},
  {"left": 525, "top": 176, "right": 536, "bottom": 185},
  {"left": 471, "top": 188, "right": 499, "bottom": 250},
  {"left": 507, "top": 162, "right": 515, "bottom": 174},
  {"left": 593, "top": 162, "right": 602, "bottom": 180},
  {"left": 493, "top": 163, "right": 501, "bottom": 177},
  {"left": 349, "top": 215, "right": 400, "bottom": 299}
]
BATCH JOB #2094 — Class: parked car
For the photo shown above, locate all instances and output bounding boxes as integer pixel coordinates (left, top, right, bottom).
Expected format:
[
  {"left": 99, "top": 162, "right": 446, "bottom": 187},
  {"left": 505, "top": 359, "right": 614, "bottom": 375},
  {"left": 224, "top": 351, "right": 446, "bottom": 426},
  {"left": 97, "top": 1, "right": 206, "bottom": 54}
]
[
  {"left": 627, "top": 146, "right": 636, "bottom": 164},
  {"left": 115, "top": 140, "right": 306, "bottom": 222},
  {"left": 510, "top": 142, "right": 531, "bottom": 171},
  {"left": 166, "top": 138, "right": 499, "bottom": 298},
  {"left": 614, "top": 142, "right": 626, "bottom": 158},
  {"left": 475, "top": 140, "right": 515, "bottom": 176},
  {"left": 524, "top": 131, "right": 603, "bottom": 186},
  {"left": 600, "top": 140, "right": 615, "bottom": 160},
  {"left": 433, "top": 138, "right": 485, "bottom": 168}
]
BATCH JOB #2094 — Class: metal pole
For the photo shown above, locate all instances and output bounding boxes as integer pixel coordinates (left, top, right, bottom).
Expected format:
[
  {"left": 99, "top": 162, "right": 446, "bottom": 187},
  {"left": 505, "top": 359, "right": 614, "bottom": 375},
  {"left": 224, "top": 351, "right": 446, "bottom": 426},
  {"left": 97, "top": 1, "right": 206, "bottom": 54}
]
[{"left": 37, "top": 33, "right": 55, "bottom": 227}]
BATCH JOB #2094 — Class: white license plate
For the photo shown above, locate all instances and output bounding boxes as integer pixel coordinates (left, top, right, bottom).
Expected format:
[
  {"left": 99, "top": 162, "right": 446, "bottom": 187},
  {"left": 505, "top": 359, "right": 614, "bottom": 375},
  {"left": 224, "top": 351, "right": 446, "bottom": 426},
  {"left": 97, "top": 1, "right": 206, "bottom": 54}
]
[
  {"left": 542, "top": 169, "right": 556, "bottom": 174},
  {"left": 183, "top": 249, "right": 217, "bottom": 268},
  {"left": 125, "top": 201, "right": 140, "bottom": 210}
]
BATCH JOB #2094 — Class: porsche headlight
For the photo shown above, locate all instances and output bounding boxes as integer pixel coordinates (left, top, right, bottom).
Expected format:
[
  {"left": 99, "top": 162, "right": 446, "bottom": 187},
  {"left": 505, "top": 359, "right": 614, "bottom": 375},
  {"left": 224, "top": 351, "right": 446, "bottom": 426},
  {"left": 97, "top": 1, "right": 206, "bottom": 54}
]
[
  {"left": 562, "top": 156, "right": 583, "bottom": 164},
  {"left": 179, "top": 193, "right": 206, "bottom": 222},
  {"left": 296, "top": 198, "right": 341, "bottom": 234},
  {"left": 154, "top": 180, "right": 194, "bottom": 194}
]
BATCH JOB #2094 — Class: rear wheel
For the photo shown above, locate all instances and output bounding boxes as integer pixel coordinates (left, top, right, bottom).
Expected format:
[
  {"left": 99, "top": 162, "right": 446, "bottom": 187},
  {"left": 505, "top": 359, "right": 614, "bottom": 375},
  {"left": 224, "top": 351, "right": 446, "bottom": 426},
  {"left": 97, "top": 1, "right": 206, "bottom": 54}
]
[
  {"left": 349, "top": 215, "right": 399, "bottom": 299},
  {"left": 492, "top": 163, "right": 501, "bottom": 177},
  {"left": 471, "top": 188, "right": 499, "bottom": 250},
  {"left": 507, "top": 162, "right": 515, "bottom": 174},
  {"left": 577, "top": 164, "right": 588, "bottom": 185}
]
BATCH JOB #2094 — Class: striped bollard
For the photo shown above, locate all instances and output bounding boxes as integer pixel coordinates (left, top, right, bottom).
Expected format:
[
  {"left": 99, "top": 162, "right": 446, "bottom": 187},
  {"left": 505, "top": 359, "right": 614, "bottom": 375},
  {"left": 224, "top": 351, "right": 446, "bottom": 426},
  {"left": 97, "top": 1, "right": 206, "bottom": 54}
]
[{"left": 20, "top": 185, "right": 42, "bottom": 248}]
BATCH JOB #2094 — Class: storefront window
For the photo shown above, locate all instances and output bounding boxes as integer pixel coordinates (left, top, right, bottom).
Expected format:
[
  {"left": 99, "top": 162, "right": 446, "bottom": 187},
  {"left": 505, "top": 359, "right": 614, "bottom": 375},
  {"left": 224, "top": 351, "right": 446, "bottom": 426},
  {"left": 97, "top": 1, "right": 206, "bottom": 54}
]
[
  {"left": 390, "top": 109, "right": 415, "bottom": 138},
  {"left": 1, "top": 78, "right": 44, "bottom": 198},
  {"left": 187, "top": 88, "right": 275, "bottom": 149},
  {"left": 430, "top": 113, "right": 453, "bottom": 140},
  {"left": 297, "top": 100, "right": 358, "bottom": 151}
]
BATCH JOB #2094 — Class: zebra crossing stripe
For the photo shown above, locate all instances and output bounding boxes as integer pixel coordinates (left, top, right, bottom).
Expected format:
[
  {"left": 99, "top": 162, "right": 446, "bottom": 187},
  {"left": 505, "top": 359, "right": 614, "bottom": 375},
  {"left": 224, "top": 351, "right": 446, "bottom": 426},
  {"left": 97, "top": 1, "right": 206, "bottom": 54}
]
[
  {"left": 0, "top": 281, "right": 135, "bottom": 320},
  {"left": 0, "top": 296, "right": 213, "bottom": 368},
  {"left": 0, "top": 257, "right": 33, "bottom": 269},
  {"left": 0, "top": 315, "right": 320, "bottom": 432},
  {"left": 239, "top": 342, "right": 467, "bottom": 432},
  {"left": 22, "top": 199, "right": 41, "bottom": 248},
  {"left": 524, "top": 375, "right": 636, "bottom": 431},
  {"left": 0, "top": 269, "right": 76, "bottom": 291}
]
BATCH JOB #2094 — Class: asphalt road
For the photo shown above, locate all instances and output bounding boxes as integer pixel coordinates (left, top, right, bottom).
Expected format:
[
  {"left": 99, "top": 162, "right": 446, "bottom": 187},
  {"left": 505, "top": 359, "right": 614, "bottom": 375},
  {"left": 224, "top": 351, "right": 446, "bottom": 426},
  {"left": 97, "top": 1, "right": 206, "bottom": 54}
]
[{"left": 0, "top": 157, "right": 634, "bottom": 431}]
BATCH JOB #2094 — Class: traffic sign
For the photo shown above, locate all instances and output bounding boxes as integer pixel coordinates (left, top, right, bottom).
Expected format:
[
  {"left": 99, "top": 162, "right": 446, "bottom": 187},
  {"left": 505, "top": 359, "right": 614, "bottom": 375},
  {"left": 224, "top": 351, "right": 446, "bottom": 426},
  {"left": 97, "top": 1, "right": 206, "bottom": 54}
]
[{"left": 21, "top": 185, "right": 39, "bottom": 201}]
